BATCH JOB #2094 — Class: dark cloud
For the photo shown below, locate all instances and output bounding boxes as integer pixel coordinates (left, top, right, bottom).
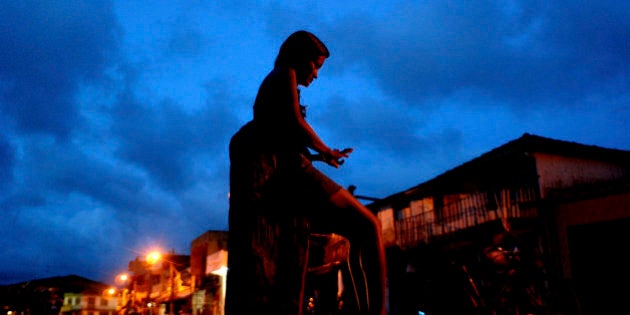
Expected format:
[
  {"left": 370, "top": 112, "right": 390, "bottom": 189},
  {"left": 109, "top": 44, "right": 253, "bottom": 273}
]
[
  {"left": 0, "top": 135, "right": 15, "bottom": 189},
  {"left": 329, "top": 1, "right": 629, "bottom": 109},
  {"left": 327, "top": 126, "right": 466, "bottom": 199},
  {"left": 0, "top": 0, "right": 627, "bottom": 286},
  {"left": 0, "top": 0, "right": 241, "bottom": 282},
  {"left": 108, "top": 72, "right": 240, "bottom": 192},
  {"left": 0, "top": 1, "right": 120, "bottom": 138},
  {"left": 165, "top": 28, "right": 206, "bottom": 59},
  {"left": 20, "top": 138, "right": 150, "bottom": 214},
  {"left": 318, "top": 95, "right": 431, "bottom": 156},
  {"left": 111, "top": 93, "right": 198, "bottom": 191},
  {"left": 309, "top": 92, "right": 468, "bottom": 198},
  {"left": 1, "top": 203, "right": 129, "bottom": 282}
]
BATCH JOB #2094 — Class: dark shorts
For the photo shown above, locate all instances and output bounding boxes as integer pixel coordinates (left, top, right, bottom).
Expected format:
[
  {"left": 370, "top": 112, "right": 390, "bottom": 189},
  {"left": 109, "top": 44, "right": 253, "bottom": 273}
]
[{"left": 273, "top": 153, "right": 342, "bottom": 208}]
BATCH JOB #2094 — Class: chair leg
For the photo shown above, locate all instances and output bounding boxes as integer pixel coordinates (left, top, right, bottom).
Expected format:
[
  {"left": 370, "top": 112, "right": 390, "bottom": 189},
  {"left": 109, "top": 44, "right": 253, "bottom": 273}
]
[
  {"left": 358, "top": 249, "right": 371, "bottom": 311},
  {"left": 347, "top": 247, "right": 375, "bottom": 313}
]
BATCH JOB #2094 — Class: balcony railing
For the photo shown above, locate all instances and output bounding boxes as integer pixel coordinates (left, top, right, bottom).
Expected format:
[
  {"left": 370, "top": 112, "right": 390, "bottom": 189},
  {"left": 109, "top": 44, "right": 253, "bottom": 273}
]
[{"left": 395, "top": 187, "right": 540, "bottom": 248}]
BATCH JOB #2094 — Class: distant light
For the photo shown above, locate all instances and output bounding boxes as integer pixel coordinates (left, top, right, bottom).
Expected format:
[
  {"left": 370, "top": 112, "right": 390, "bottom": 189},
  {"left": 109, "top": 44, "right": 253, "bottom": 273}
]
[
  {"left": 146, "top": 251, "right": 162, "bottom": 264},
  {"left": 107, "top": 288, "right": 116, "bottom": 295},
  {"left": 211, "top": 266, "right": 228, "bottom": 276},
  {"left": 119, "top": 274, "right": 128, "bottom": 282}
]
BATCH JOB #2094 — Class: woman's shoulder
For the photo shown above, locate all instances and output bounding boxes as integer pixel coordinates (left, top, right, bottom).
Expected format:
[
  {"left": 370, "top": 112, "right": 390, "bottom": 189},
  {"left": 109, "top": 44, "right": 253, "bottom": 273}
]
[{"left": 257, "top": 67, "right": 297, "bottom": 98}]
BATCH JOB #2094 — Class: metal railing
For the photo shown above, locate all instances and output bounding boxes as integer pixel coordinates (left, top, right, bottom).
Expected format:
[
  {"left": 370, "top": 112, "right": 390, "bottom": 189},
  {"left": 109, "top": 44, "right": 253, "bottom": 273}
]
[{"left": 395, "top": 187, "right": 540, "bottom": 248}]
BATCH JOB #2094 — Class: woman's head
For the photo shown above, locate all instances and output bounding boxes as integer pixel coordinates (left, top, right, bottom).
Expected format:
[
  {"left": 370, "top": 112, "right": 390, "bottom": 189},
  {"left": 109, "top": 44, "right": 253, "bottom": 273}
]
[
  {"left": 275, "top": 30, "right": 329, "bottom": 67},
  {"left": 275, "top": 30, "right": 329, "bottom": 86}
]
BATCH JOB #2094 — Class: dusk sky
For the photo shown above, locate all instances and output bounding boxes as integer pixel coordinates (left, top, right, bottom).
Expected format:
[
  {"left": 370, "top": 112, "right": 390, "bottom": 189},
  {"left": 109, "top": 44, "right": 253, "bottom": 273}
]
[{"left": 1, "top": 1, "right": 628, "bottom": 285}]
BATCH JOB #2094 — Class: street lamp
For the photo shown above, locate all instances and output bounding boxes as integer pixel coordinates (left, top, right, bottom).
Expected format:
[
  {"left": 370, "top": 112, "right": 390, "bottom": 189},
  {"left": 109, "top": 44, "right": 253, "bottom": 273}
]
[
  {"left": 146, "top": 251, "right": 162, "bottom": 265},
  {"left": 145, "top": 251, "right": 162, "bottom": 315},
  {"left": 115, "top": 273, "right": 132, "bottom": 313},
  {"left": 116, "top": 273, "right": 129, "bottom": 285},
  {"left": 145, "top": 250, "right": 176, "bottom": 315}
]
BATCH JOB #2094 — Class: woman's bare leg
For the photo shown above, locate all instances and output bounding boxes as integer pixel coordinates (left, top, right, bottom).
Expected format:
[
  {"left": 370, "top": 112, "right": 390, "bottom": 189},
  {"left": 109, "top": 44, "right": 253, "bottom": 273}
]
[{"left": 329, "top": 189, "right": 387, "bottom": 315}]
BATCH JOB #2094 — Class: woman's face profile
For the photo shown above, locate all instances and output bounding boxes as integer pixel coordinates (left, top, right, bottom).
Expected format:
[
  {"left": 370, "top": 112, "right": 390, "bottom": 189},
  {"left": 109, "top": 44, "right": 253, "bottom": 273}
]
[{"left": 297, "top": 55, "right": 326, "bottom": 87}]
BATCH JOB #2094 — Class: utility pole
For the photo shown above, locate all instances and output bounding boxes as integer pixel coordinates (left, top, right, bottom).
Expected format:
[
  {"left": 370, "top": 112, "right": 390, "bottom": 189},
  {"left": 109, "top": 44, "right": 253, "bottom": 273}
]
[{"left": 169, "top": 261, "right": 175, "bottom": 315}]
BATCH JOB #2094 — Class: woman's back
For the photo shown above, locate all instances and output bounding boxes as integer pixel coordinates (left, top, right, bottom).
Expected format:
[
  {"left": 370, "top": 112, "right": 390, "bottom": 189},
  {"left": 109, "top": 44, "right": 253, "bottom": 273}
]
[{"left": 253, "top": 67, "right": 305, "bottom": 153}]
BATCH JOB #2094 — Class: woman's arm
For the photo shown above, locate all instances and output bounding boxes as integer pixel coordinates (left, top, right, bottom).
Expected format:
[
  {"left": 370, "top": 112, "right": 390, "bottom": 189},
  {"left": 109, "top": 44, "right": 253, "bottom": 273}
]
[{"left": 282, "top": 68, "right": 351, "bottom": 168}]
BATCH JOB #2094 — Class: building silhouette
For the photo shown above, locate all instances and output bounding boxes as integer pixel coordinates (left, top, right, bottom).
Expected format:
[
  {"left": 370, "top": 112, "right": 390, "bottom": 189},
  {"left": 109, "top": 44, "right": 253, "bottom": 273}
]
[
  {"left": 0, "top": 275, "right": 117, "bottom": 315},
  {"left": 369, "top": 133, "right": 629, "bottom": 315}
]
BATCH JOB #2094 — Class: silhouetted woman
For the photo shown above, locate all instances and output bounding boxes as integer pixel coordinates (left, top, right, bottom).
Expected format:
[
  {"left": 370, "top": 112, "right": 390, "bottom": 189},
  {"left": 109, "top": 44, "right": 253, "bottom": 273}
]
[{"left": 226, "top": 30, "right": 386, "bottom": 315}]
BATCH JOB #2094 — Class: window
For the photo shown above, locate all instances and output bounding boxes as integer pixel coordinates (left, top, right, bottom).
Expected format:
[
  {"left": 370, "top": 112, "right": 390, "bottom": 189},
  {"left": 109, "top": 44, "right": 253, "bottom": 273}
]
[
  {"left": 486, "top": 190, "right": 498, "bottom": 210},
  {"left": 101, "top": 298, "right": 109, "bottom": 306},
  {"left": 434, "top": 195, "right": 444, "bottom": 221},
  {"left": 88, "top": 297, "right": 96, "bottom": 308}
]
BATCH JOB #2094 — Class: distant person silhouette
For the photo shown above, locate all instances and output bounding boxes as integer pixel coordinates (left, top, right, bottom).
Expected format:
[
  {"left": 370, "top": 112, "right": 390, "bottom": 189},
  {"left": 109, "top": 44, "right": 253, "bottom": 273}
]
[{"left": 226, "top": 30, "right": 387, "bottom": 315}]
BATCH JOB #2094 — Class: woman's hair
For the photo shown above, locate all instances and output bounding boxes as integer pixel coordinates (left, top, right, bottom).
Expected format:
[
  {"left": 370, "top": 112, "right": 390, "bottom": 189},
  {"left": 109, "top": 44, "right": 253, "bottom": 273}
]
[{"left": 274, "top": 30, "right": 330, "bottom": 68}]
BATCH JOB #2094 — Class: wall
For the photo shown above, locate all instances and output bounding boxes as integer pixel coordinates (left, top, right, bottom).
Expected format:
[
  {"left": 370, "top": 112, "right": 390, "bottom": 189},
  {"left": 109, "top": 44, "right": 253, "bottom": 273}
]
[{"left": 533, "top": 153, "right": 626, "bottom": 198}]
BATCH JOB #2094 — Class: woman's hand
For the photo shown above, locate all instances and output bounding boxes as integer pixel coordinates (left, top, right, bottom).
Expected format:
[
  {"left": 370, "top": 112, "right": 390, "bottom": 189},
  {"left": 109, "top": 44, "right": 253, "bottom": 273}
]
[{"left": 323, "top": 148, "right": 353, "bottom": 168}]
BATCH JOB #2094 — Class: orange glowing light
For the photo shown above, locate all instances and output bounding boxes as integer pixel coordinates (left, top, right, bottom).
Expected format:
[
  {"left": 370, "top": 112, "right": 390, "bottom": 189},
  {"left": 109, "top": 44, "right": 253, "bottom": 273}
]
[{"left": 146, "top": 251, "right": 162, "bottom": 264}]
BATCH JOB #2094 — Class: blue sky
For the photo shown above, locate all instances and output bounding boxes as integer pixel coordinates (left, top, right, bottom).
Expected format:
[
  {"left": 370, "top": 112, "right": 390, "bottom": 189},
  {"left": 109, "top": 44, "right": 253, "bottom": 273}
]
[{"left": 1, "top": 0, "right": 628, "bottom": 285}]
